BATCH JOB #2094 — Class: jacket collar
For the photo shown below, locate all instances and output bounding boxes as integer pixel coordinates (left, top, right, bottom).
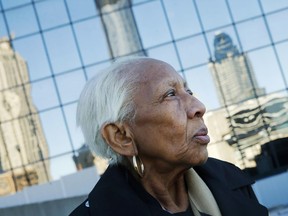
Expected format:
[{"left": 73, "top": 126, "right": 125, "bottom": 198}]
[
  {"left": 87, "top": 159, "right": 268, "bottom": 216},
  {"left": 194, "top": 158, "right": 268, "bottom": 216}
]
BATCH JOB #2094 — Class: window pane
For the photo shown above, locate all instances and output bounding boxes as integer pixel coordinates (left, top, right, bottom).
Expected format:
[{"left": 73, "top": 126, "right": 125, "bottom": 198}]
[
  {"left": 248, "top": 47, "right": 286, "bottom": 93},
  {"left": 236, "top": 18, "right": 270, "bottom": 51},
  {"left": 228, "top": 0, "right": 261, "bottom": 21},
  {"left": 147, "top": 43, "right": 181, "bottom": 71},
  {"left": 261, "top": 0, "right": 288, "bottom": 13},
  {"left": 13, "top": 167, "right": 30, "bottom": 191},
  {"left": 1, "top": 0, "right": 31, "bottom": 9},
  {"left": 176, "top": 35, "right": 210, "bottom": 68},
  {"left": 56, "top": 70, "right": 86, "bottom": 104},
  {"left": 64, "top": 102, "right": 85, "bottom": 149},
  {"left": 74, "top": 18, "right": 110, "bottom": 65},
  {"left": 0, "top": 12, "right": 8, "bottom": 38},
  {"left": 34, "top": 160, "right": 50, "bottom": 184},
  {"left": 86, "top": 61, "right": 111, "bottom": 79},
  {"left": 35, "top": 0, "right": 69, "bottom": 30},
  {"left": 267, "top": 9, "right": 288, "bottom": 43},
  {"left": 67, "top": 0, "right": 98, "bottom": 21},
  {"left": 31, "top": 78, "right": 59, "bottom": 111},
  {"left": 63, "top": 103, "right": 84, "bottom": 150},
  {"left": 5, "top": 5, "right": 39, "bottom": 38},
  {"left": 196, "top": 0, "right": 231, "bottom": 30},
  {"left": 276, "top": 42, "right": 288, "bottom": 85},
  {"left": 44, "top": 26, "right": 81, "bottom": 73},
  {"left": 163, "top": 0, "right": 201, "bottom": 39},
  {"left": 40, "top": 109, "right": 72, "bottom": 157},
  {"left": 133, "top": 1, "right": 171, "bottom": 48},
  {"left": 50, "top": 154, "right": 77, "bottom": 180},
  {"left": 13, "top": 35, "right": 51, "bottom": 81},
  {"left": 132, "top": 0, "right": 150, "bottom": 4}
]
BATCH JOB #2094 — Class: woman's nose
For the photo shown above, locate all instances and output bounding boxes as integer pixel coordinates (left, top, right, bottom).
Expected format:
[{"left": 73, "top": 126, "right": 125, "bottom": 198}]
[{"left": 187, "top": 97, "right": 206, "bottom": 119}]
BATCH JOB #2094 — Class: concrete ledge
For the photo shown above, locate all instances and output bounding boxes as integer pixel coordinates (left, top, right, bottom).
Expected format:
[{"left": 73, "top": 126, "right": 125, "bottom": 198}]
[
  {"left": 0, "top": 196, "right": 86, "bottom": 216},
  {"left": 0, "top": 166, "right": 99, "bottom": 208},
  {"left": 252, "top": 171, "right": 288, "bottom": 208}
]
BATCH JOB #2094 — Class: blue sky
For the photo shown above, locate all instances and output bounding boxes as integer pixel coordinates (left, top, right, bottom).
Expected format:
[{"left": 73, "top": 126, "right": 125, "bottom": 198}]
[{"left": 1, "top": 0, "right": 288, "bottom": 180}]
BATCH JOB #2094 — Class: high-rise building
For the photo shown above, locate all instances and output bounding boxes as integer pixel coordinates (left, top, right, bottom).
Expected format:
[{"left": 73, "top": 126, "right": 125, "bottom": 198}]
[
  {"left": 73, "top": 144, "right": 108, "bottom": 175},
  {"left": 206, "top": 92, "right": 288, "bottom": 174},
  {"left": 208, "top": 32, "right": 265, "bottom": 106},
  {"left": 0, "top": 37, "right": 50, "bottom": 194},
  {"left": 95, "top": 0, "right": 145, "bottom": 58},
  {"left": 206, "top": 32, "right": 288, "bottom": 177}
]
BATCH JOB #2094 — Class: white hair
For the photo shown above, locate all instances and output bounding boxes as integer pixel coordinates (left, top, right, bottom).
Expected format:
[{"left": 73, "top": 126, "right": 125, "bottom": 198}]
[{"left": 77, "top": 56, "right": 151, "bottom": 164}]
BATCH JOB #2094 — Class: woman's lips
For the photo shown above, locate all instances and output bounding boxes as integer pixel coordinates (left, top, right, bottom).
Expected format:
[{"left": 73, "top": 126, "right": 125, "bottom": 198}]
[
  {"left": 193, "top": 127, "right": 210, "bottom": 144},
  {"left": 193, "top": 134, "right": 210, "bottom": 144}
]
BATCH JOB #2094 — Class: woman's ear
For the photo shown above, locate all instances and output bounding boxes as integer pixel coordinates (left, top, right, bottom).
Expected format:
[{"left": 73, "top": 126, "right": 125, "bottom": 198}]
[{"left": 101, "top": 122, "right": 136, "bottom": 156}]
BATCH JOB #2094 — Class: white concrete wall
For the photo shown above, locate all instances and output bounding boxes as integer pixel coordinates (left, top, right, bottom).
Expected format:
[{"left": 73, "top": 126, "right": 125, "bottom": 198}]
[
  {"left": 253, "top": 171, "right": 288, "bottom": 208},
  {"left": 0, "top": 166, "right": 99, "bottom": 208},
  {"left": 0, "top": 196, "right": 87, "bottom": 216}
]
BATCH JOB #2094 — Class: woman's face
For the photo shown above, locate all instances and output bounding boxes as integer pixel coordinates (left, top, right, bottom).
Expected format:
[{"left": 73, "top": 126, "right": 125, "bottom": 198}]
[{"left": 131, "top": 60, "right": 209, "bottom": 172}]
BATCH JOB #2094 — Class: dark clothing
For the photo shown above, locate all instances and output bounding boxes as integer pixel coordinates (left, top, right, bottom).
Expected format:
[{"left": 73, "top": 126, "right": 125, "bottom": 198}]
[{"left": 69, "top": 158, "right": 268, "bottom": 216}]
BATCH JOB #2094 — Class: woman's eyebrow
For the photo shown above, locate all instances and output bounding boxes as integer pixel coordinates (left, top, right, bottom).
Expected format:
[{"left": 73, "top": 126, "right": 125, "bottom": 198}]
[{"left": 166, "top": 78, "right": 186, "bottom": 87}]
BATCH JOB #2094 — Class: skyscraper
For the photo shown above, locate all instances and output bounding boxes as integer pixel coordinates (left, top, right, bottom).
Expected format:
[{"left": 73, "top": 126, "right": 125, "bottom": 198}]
[
  {"left": 0, "top": 37, "right": 50, "bottom": 194},
  {"left": 95, "top": 0, "right": 145, "bottom": 58},
  {"left": 208, "top": 32, "right": 265, "bottom": 106},
  {"left": 206, "top": 32, "right": 288, "bottom": 175},
  {"left": 206, "top": 92, "right": 288, "bottom": 172}
]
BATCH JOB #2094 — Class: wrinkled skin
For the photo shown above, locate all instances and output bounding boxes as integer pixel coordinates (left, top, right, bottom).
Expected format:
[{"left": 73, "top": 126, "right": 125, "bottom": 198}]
[{"left": 131, "top": 59, "right": 209, "bottom": 175}]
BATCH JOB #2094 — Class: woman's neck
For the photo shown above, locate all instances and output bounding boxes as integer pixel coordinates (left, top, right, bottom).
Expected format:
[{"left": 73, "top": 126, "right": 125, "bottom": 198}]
[{"left": 140, "top": 170, "right": 189, "bottom": 213}]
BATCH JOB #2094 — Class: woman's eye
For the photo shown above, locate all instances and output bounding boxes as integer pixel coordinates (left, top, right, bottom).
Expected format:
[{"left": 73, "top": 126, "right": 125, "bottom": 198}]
[
  {"left": 187, "top": 89, "right": 193, "bottom": 95},
  {"left": 166, "top": 90, "right": 176, "bottom": 97}
]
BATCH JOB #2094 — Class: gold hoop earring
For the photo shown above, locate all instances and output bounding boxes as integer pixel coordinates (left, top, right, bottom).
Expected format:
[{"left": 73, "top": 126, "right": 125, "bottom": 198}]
[{"left": 132, "top": 155, "right": 144, "bottom": 178}]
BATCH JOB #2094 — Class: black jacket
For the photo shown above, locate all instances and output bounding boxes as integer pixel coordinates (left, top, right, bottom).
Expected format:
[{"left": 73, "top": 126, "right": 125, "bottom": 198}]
[{"left": 69, "top": 158, "right": 268, "bottom": 216}]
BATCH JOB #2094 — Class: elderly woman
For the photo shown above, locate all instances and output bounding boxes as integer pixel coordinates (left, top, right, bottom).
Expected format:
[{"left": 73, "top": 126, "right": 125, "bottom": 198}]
[{"left": 70, "top": 57, "right": 267, "bottom": 216}]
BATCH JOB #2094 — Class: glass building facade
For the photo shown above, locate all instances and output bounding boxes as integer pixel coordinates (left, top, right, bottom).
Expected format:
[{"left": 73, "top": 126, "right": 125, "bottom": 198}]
[{"left": 0, "top": 0, "right": 288, "bottom": 195}]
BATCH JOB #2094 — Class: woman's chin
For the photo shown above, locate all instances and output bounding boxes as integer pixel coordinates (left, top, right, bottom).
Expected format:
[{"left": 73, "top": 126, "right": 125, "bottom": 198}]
[{"left": 192, "top": 152, "right": 209, "bottom": 166}]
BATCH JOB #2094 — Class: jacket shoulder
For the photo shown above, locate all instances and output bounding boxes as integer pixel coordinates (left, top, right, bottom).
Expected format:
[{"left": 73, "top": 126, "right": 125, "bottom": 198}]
[
  {"left": 194, "top": 158, "right": 268, "bottom": 215},
  {"left": 197, "top": 157, "right": 255, "bottom": 189},
  {"left": 72, "top": 165, "right": 151, "bottom": 216}
]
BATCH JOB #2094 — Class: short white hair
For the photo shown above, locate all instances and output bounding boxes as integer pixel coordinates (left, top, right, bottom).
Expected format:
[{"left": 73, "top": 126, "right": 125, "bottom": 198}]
[{"left": 77, "top": 56, "right": 151, "bottom": 164}]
